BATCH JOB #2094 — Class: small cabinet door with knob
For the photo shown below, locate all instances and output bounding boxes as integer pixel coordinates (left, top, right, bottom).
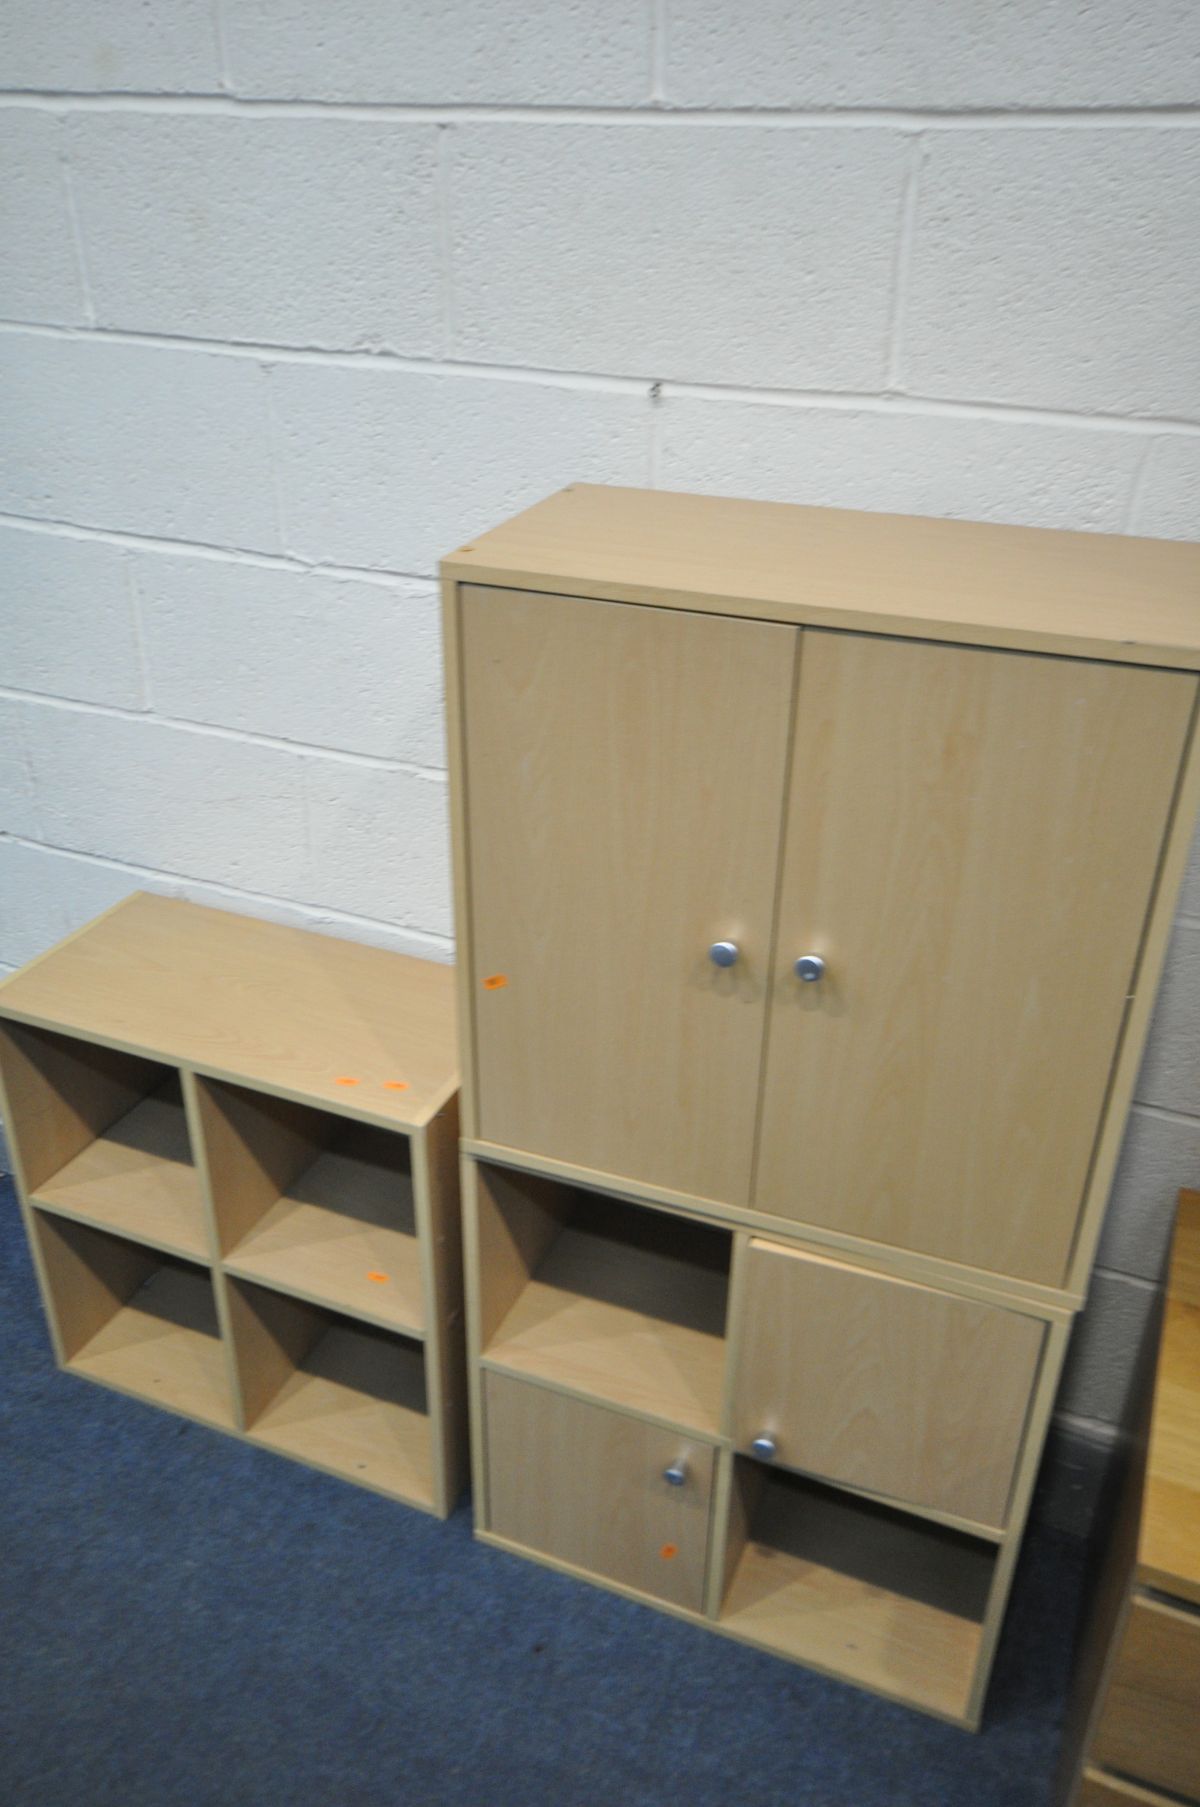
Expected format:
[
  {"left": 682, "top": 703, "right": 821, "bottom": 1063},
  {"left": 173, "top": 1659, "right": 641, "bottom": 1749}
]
[
  {"left": 459, "top": 584, "right": 796, "bottom": 1207},
  {"left": 731, "top": 1238, "right": 1045, "bottom": 1530},
  {"left": 483, "top": 1371, "right": 716, "bottom": 1611},
  {"left": 754, "top": 630, "right": 1195, "bottom": 1289}
]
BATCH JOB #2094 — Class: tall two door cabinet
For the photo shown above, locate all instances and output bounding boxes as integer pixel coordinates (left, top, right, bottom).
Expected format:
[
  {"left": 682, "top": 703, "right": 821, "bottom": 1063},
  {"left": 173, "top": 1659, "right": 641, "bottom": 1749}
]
[{"left": 442, "top": 485, "right": 1200, "bottom": 1727}]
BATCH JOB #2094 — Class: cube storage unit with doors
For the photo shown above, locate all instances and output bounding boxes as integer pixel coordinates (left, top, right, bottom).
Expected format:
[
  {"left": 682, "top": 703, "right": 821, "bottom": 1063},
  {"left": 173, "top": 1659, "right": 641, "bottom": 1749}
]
[
  {"left": 0, "top": 893, "right": 465, "bottom": 1515},
  {"left": 442, "top": 484, "right": 1200, "bottom": 1726}
]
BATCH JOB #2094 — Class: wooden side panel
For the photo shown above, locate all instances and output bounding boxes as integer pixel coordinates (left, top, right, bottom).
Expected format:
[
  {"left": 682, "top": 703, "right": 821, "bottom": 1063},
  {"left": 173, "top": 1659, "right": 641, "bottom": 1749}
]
[
  {"left": 460, "top": 585, "right": 796, "bottom": 1207},
  {"left": 484, "top": 1371, "right": 715, "bottom": 1613},
  {"left": 0, "top": 1021, "right": 164, "bottom": 1193},
  {"left": 413, "top": 1098, "right": 469, "bottom": 1517},
  {"left": 1093, "top": 1594, "right": 1200, "bottom": 1800},
  {"left": 733, "top": 1239, "right": 1043, "bottom": 1528},
  {"left": 756, "top": 632, "right": 1195, "bottom": 1288}
]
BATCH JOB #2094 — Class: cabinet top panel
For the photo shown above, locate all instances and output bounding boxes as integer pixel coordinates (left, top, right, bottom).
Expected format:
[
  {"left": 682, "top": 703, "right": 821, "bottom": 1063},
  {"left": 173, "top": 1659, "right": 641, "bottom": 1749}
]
[
  {"left": 442, "top": 485, "right": 1200, "bottom": 671},
  {"left": 0, "top": 894, "right": 458, "bottom": 1130}
]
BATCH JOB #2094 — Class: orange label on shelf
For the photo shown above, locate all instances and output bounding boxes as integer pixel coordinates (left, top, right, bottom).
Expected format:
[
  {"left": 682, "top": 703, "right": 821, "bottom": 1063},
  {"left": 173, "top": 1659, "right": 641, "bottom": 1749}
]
[
  {"left": 383, "top": 1080, "right": 410, "bottom": 1092},
  {"left": 367, "top": 1271, "right": 389, "bottom": 1284},
  {"left": 334, "top": 1075, "right": 361, "bottom": 1086},
  {"left": 482, "top": 974, "right": 508, "bottom": 990},
  {"left": 659, "top": 1544, "right": 678, "bottom": 1560}
]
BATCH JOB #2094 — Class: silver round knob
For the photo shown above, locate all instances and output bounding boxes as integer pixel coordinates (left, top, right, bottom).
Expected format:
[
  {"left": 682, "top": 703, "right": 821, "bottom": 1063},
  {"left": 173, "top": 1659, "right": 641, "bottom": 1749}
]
[
  {"left": 793, "top": 954, "right": 826, "bottom": 983},
  {"left": 663, "top": 1461, "right": 688, "bottom": 1487},
  {"left": 709, "top": 941, "right": 739, "bottom": 968},
  {"left": 751, "top": 1435, "right": 778, "bottom": 1462}
]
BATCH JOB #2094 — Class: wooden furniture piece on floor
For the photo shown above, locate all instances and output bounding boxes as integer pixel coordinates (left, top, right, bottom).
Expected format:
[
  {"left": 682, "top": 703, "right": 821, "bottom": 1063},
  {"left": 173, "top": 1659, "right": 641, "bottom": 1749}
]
[
  {"left": 1057, "top": 1190, "right": 1200, "bottom": 1806},
  {"left": 441, "top": 484, "right": 1200, "bottom": 1727},
  {"left": 0, "top": 893, "right": 466, "bottom": 1516}
]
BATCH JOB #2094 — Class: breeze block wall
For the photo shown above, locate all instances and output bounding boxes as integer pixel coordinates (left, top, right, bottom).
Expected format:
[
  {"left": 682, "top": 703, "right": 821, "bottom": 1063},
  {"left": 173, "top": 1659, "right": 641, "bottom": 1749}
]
[{"left": 2, "top": 0, "right": 1198, "bottom": 1527}]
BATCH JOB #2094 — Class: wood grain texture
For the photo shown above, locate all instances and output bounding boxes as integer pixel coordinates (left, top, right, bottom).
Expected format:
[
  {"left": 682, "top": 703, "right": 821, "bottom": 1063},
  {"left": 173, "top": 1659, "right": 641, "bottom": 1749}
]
[
  {"left": 222, "top": 1123, "right": 425, "bottom": 1337},
  {"left": 0, "top": 1019, "right": 166, "bottom": 1194},
  {"left": 0, "top": 893, "right": 458, "bottom": 1129},
  {"left": 1173, "top": 1190, "right": 1200, "bottom": 1309},
  {"left": 230, "top": 1278, "right": 434, "bottom": 1508},
  {"left": 755, "top": 631, "right": 1194, "bottom": 1287},
  {"left": 1140, "top": 1191, "right": 1200, "bottom": 1607},
  {"left": 441, "top": 571, "right": 481, "bottom": 1141},
  {"left": 30, "top": 1208, "right": 160, "bottom": 1361},
  {"left": 460, "top": 585, "right": 796, "bottom": 1206},
  {"left": 1093, "top": 1594, "right": 1200, "bottom": 1800},
  {"left": 32, "top": 1079, "right": 207, "bottom": 1261},
  {"left": 67, "top": 1260, "right": 235, "bottom": 1432},
  {"left": 443, "top": 485, "right": 1200, "bottom": 671},
  {"left": 483, "top": 1209, "right": 729, "bottom": 1436},
  {"left": 462, "top": 1134, "right": 1076, "bottom": 1320},
  {"left": 473, "top": 1161, "right": 568, "bottom": 1350},
  {"left": 194, "top": 1079, "right": 327, "bottom": 1257},
  {"left": 412, "top": 1098, "right": 469, "bottom": 1517},
  {"left": 719, "top": 1468, "right": 992, "bottom": 1724},
  {"left": 484, "top": 1371, "right": 715, "bottom": 1613},
  {"left": 733, "top": 1239, "right": 1043, "bottom": 1528}
]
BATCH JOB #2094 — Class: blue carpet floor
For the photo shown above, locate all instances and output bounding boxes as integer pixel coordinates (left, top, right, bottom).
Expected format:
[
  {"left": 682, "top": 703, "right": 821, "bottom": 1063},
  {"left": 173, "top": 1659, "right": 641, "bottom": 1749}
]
[{"left": 0, "top": 1174, "right": 1086, "bottom": 1807}]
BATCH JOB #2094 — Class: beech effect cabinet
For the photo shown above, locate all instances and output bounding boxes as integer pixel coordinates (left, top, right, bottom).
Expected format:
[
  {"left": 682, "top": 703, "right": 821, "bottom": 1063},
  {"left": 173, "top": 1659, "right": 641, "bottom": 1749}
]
[
  {"left": 443, "top": 484, "right": 1200, "bottom": 1726},
  {"left": 0, "top": 895, "right": 467, "bottom": 1516}
]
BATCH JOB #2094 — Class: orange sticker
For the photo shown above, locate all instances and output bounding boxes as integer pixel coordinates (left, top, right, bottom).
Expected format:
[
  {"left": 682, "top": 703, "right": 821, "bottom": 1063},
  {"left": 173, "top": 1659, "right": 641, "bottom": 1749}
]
[
  {"left": 482, "top": 974, "right": 508, "bottom": 991},
  {"left": 334, "top": 1075, "right": 361, "bottom": 1087},
  {"left": 367, "top": 1271, "right": 389, "bottom": 1285},
  {"left": 383, "top": 1080, "right": 410, "bottom": 1092},
  {"left": 659, "top": 1543, "right": 678, "bottom": 1560}
]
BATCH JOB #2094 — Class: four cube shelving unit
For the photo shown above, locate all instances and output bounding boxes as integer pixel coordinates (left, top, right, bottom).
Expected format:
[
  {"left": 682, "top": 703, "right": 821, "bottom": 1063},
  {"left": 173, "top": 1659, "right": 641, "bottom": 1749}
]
[{"left": 0, "top": 893, "right": 465, "bottom": 1516}]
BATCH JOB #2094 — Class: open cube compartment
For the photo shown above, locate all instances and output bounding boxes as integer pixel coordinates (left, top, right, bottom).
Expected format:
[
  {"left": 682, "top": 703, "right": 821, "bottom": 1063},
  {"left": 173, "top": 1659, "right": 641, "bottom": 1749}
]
[
  {"left": 0, "top": 1021, "right": 205, "bottom": 1260},
  {"left": 227, "top": 1276, "right": 433, "bottom": 1507},
  {"left": 32, "top": 1210, "right": 233, "bottom": 1429},
  {"left": 719, "top": 1462, "right": 995, "bottom": 1723},
  {"left": 196, "top": 1078, "right": 424, "bottom": 1335},
  {"left": 474, "top": 1161, "right": 731, "bottom": 1436}
]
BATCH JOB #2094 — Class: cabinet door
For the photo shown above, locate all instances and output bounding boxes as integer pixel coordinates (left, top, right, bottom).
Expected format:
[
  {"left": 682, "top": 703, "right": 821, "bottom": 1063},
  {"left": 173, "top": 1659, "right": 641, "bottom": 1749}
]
[
  {"left": 732, "top": 1238, "right": 1044, "bottom": 1529},
  {"left": 755, "top": 631, "right": 1195, "bottom": 1287},
  {"left": 484, "top": 1372, "right": 715, "bottom": 1612},
  {"left": 460, "top": 585, "right": 796, "bottom": 1206}
]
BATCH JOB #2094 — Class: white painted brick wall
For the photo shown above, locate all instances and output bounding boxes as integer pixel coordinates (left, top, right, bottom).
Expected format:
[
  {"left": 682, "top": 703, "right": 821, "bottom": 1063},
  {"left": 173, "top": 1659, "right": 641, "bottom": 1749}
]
[
  {"left": 3, "top": 525, "right": 143, "bottom": 707},
  {"left": 664, "top": 0, "right": 1200, "bottom": 108},
  {"left": 659, "top": 399, "right": 1145, "bottom": 529},
  {"left": 134, "top": 555, "right": 445, "bottom": 764},
  {"left": 0, "top": 336, "right": 279, "bottom": 547},
  {"left": 903, "top": 132, "right": 1200, "bottom": 417},
  {"left": 0, "top": 114, "right": 87, "bottom": 324},
  {"left": 2, "top": 1, "right": 1198, "bottom": 1471},
  {"left": 447, "top": 125, "right": 909, "bottom": 386},
  {"left": 271, "top": 363, "right": 649, "bottom": 571},
  {"left": 69, "top": 116, "right": 444, "bottom": 352},
  {"left": 221, "top": 0, "right": 651, "bottom": 104}
]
